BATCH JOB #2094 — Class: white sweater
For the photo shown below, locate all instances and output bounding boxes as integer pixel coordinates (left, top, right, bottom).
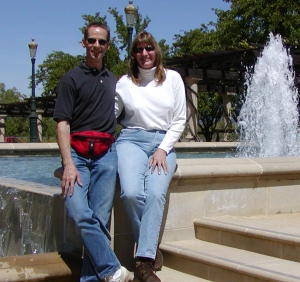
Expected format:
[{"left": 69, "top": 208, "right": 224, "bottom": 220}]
[{"left": 115, "top": 67, "right": 186, "bottom": 154}]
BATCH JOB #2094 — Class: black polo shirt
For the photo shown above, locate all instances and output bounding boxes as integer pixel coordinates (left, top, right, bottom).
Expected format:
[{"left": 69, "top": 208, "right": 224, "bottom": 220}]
[{"left": 53, "top": 62, "right": 117, "bottom": 135}]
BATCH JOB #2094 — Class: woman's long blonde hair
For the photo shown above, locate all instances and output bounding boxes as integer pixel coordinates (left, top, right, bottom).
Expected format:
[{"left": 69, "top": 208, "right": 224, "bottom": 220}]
[{"left": 128, "top": 31, "right": 166, "bottom": 85}]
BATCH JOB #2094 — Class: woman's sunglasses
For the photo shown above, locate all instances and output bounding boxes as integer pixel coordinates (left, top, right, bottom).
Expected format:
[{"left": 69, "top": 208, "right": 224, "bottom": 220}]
[
  {"left": 134, "top": 45, "right": 155, "bottom": 54},
  {"left": 86, "top": 38, "right": 107, "bottom": 46}
]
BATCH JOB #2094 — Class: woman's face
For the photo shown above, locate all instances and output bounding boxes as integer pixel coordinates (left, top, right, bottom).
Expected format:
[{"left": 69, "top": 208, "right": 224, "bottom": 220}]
[{"left": 134, "top": 42, "right": 156, "bottom": 69}]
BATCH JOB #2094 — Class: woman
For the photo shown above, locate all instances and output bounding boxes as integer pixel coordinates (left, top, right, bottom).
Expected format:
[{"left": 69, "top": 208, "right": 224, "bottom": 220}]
[{"left": 115, "top": 31, "right": 186, "bottom": 282}]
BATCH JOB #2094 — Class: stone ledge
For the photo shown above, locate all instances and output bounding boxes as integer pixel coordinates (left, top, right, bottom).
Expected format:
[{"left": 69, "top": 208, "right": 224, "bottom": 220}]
[
  {"left": 175, "top": 156, "right": 300, "bottom": 180},
  {"left": 0, "top": 141, "right": 237, "bottom": 156},
  {"left": 0, "top": 252, "right": 82, "bottom": 281}
]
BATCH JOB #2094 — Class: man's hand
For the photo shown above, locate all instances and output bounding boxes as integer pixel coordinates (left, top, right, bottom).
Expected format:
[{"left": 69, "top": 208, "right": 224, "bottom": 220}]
[
  {"left": 56, "top": 120, "right": 82, "bottom": 197},
  {"left": 61, "top": 163, "right": 82, "bottom": 197}
]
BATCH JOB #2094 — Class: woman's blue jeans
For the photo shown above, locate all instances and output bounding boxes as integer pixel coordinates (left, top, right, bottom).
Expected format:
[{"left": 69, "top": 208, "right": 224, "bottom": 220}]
[
  {"left": 64, "top": 144, "right": 120, "bottom": 281},
  {"left": 116, "top": 129, "right": 176, "bottom": 260}
]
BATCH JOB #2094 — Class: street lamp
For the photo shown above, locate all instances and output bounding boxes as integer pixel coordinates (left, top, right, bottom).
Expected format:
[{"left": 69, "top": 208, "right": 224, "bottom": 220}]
[
  {"left": 28, "top": 39, "right": 39, "bottom": 142},
  {"left": 124, "top": 1, "right": 137, "bottom": 58}
]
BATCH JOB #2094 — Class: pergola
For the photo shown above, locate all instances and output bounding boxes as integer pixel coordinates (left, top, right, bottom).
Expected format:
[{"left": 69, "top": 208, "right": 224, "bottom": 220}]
[
  {"left": 164, "top": 44, "right": 300, "bottom": 141},
  {"left": 165, "top": 44, "right": 300, "bottom": 90},
  {"left": 0, "top": 96, "right": 56, "bottom": 142},
  {"left": 1, "top": 44, "right": 300, "bottom": 142}
]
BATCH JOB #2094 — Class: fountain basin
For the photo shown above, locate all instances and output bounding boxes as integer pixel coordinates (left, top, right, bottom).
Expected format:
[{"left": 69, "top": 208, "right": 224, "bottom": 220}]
[{"left": 1, "top": 154, "right": 300, "bottom": 271}]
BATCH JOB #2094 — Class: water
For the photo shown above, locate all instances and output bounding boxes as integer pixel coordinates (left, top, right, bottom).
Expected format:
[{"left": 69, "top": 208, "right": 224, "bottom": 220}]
[
  {"left": 0, "top": 152, "right": 235, "bottom": 188},
  {"left": 237, "top": 33, "right": 300, "bottom": 157},
  {"left": 0, "top": 156, "right": 61, "bottom": 187},
  {"left": 177, "top": 151, "right": 235, "bottom": 159}
]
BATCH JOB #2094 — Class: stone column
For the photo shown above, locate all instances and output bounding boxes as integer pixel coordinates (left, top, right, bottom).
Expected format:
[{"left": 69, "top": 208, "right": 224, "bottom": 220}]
[
  {"left": 185, "top": 77, "right": 199, "bottom": 141},
  {"left": 36, "top": 110, "right": 44, "bottom": 142},
  {"left": 221, "top": 93, "right": 232, "bottom": 141},
  {"left": 0, "top": 115, "right": 6, "bottom": 142}
]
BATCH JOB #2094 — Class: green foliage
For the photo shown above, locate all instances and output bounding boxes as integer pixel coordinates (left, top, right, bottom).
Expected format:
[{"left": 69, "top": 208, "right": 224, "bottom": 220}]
[
  {"left": 172, "top": 0, "right": 300, "bottom": 55},
  {"left": 108, "top": 6, "right": 150, "bottom": 60},
  {"left": 172, "top": 25, "right": 221, "bottom": 56},
  {"left": 159, "top": 39, "right": 172, "bottom": 59},
  {"left": 0, "top": 83, "right": 29, "bottom": 137},
  {"left": 79, "top": 12, "right": 109, "bottom": 35},
  {"left": 198, "top": 91, "right": 224, "bottom": 142},
  {"left": 35, "top": 52, "right": 84, "bottom": 96},
  {"left": 215, "top": 0, "right": 300, "bottom": 47},
  {"left": 42, "top": 117, "right": 57, "bottom": 140},
  {"left": 34, "top": 9, "right": 152, "bottom": 93},
  {"left": 5, "top": 117, "right": 29, "bottom": 137},
  {"left": 0, "top": 83, "right": 26, "bottom": 103}
]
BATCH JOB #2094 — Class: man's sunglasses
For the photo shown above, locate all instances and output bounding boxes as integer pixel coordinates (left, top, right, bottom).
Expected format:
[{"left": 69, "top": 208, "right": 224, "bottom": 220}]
[
  {"left": 86, "top": 38, "right": 107, "bottom": 45},
  {"left": 134, "top": 45, "right": 155, "bottom": 54}
]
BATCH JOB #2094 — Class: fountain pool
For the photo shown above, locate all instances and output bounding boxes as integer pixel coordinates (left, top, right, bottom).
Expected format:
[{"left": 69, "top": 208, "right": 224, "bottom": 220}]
[
  {"left": 0, "top": 150, "right": 236, "bottom": 187},
  {"left": 0, "top": 156, "right": 61, "bottom": 187}
]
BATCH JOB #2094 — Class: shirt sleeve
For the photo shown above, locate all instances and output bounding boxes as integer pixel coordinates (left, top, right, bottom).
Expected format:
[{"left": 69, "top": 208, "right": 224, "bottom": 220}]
[
  {"left": 159, "top": 71, "right": 186, "bottom": 154},
  {"left": 115, "top": 91, "right": 124, "bottom": 118},
  {"left": 53, "top": 77, "right": 75, "bottom": 122}
]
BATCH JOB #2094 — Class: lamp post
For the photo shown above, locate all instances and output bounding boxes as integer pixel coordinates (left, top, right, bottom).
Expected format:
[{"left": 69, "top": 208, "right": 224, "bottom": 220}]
[
  {"left": 28, "top": 39, "right": 39, "bottom": 142},
  {"left": 124, "top": 1, "right": 137, "bottom": 58}
]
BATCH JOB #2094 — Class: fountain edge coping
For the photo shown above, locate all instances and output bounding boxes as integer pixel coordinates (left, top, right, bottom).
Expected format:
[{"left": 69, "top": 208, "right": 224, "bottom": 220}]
[
  {"left": 1, "top": 155, "right": 300, "bottom": 197},
  {"left": 0, "top": 142, "right": 238, "bottom": 150}
]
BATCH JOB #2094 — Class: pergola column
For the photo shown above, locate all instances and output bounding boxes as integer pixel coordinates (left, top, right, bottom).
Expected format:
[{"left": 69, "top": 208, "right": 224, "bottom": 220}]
[
  {"left": 221, "top": 92, "right": 233, "bottom": 141},
  {"left": 0, "top": 115, "right": 6, "bottom": 142},
  {"left": 36, "top": 110, "right": 44, "bottom": 142},
  {"left": 185, "top": 77, "right": 199, "bottom": 141}
]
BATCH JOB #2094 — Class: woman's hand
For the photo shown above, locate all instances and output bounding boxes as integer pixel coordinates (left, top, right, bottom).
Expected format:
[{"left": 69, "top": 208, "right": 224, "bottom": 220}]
[{"left": 149, "top": 148, "right": 169, "bottom": 175}]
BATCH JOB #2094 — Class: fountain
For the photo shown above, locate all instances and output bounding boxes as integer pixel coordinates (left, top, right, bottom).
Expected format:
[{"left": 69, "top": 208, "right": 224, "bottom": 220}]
[
  {"left": 237, "top": 33, "right": 300, "bottom": 157},
  {"left": 1, "top": 34, "right": 300, "bottom": 281}
]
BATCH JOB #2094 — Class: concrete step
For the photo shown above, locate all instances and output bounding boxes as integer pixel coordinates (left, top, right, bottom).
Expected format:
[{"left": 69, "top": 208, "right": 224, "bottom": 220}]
[
  {"left": 194, "top": 213, "right": 300, "bottom": 263},
  {"left": 133, "top": 266, "right": 211, "bottom": 281},
  {"left": 160, "top": 238, "right": 300, "bottom": 282}
]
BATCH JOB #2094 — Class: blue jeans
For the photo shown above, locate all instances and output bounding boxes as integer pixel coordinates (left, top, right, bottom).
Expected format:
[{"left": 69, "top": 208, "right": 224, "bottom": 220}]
[
  {"left": 65, "top": 144, "right": 120, "bottom": 281},
  {"left": 116, "top": 129, "right": 176, "bottom": 259}
]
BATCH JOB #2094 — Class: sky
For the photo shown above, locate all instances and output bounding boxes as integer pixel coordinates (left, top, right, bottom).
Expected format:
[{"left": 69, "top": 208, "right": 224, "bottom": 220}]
[{"left": 0, "top": 0, "right": 230, "bottom": 97}]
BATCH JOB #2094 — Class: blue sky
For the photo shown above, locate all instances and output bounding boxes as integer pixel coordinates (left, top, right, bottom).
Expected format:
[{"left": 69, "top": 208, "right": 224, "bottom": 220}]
[{"left": 0, "top": 0, "right": 230, "bottom": 97}]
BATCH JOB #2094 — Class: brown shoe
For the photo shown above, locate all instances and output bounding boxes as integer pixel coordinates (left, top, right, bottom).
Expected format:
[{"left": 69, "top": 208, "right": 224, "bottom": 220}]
[
  {"left": 136, "top": 261, "right": 161, "bottom": 282},
  {"left": 153, "top": 249, "right": 163, "bottom": 271}
]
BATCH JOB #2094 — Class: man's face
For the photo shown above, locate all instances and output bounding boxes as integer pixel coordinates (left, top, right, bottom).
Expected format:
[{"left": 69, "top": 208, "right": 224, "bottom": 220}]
[{"left": 82, "top": 26, "right": 110, "bottom": 63}]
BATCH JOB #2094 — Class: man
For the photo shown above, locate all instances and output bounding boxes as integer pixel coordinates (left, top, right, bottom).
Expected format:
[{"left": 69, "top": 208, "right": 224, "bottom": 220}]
[{"left": 53, "top": 22, "right": 133, "bottom": 282}]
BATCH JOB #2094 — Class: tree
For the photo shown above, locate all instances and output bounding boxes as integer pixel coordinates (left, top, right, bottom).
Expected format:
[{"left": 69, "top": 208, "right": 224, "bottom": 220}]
[
  {"left": 35, "top": 52, "right": 84, "bottom": 96},
  {"left": 172, "top": 0, "right": 300, "bottom": 55},
  {"left": 36, "top": 9, "right": 152, "bottom": 94},
  {"left": 0, "top": 84, "right": 29, "bottom": 137},
  {"left": 41, "top": 117, "right": 57, "bottom": 141},
  {"left": 0, "top": 83, "right": 26, "bottom": 103},
  {"left": 215, "top": 0, "right": 300, "bottom": 48},
  {"left": 172, "top": 25, "right": 220, "bottom": 57},
  {"left": 198, "top": 91, "right": 224, "bottom": 142}
]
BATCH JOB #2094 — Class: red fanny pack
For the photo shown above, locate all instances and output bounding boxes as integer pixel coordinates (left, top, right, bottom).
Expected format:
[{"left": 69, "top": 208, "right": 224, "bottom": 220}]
[{"left": 70, "top": 131, "right": 115, "bottom": 158}]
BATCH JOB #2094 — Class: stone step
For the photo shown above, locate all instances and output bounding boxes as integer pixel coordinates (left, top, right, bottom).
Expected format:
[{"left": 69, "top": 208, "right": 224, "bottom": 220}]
[
  {"left": 133, "top": 266, "right": 211, "bottom": 281},
  {"left": 194, "top": 213, "right": 300, "bottom": 263},
  {"left": 160, "top": 238, "right": 300, "bottom": 282}
]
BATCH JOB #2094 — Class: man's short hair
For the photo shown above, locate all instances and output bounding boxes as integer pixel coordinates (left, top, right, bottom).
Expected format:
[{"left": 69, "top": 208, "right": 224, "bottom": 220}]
[{"left": 84, "top": 22, "right": 110, "bottom": 42}]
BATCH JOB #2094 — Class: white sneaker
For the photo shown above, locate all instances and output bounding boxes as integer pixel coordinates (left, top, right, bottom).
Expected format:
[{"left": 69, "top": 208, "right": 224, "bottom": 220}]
[{"left": 105, "top": 266, "right": 134, "bottom": 282}]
